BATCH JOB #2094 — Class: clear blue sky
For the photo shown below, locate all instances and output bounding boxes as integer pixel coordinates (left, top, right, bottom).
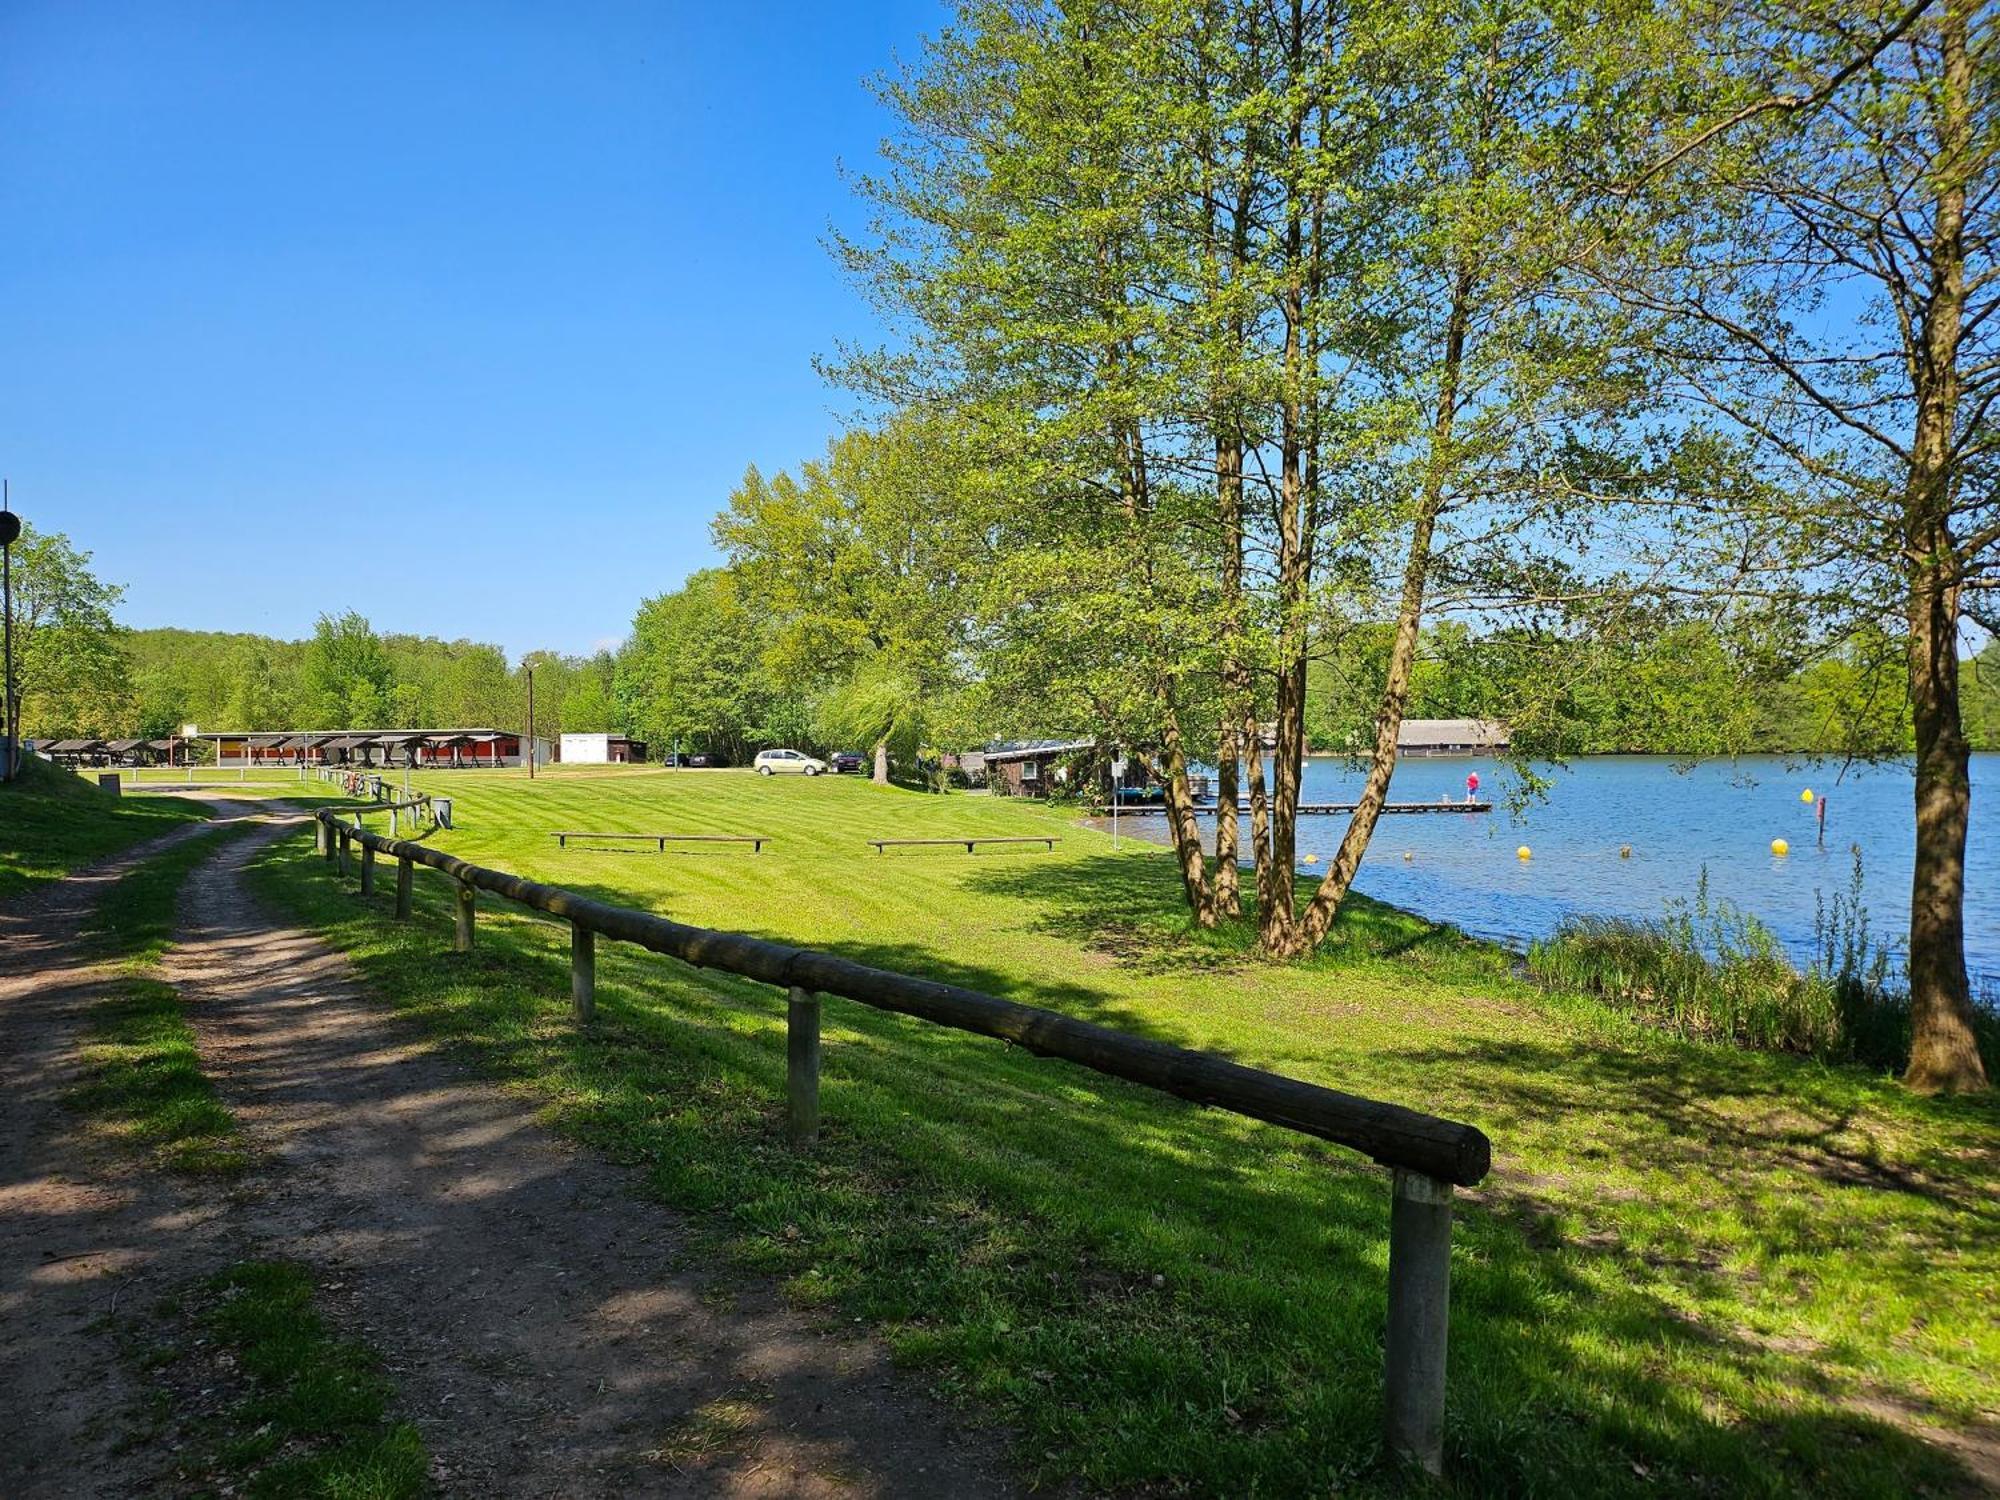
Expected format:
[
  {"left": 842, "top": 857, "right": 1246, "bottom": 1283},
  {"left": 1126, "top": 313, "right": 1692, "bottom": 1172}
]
[{"left": 0, "top": 1, "right": 942, "bottom": 659}]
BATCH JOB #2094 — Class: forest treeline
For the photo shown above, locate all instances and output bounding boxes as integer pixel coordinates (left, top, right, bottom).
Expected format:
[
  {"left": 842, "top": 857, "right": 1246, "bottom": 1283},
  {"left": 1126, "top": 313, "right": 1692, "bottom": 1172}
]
[
  {"left": 15, "top": 528, "right": 2000, "bottom": 759},
  {"left": 55, "top": 613, "right": 619, "bottom": 745}
]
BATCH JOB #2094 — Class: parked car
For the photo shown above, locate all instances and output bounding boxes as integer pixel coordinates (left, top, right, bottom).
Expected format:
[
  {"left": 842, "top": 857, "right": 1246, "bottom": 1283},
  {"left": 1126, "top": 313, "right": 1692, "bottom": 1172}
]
[
  {"left": 676, "top": 750, "right": 728, "bottom": 768},
  {"left": 753, "top": 748, "right": 829, "bottom": 776},
  {"left": 830, "top": 750, "right": 866, "bottom": 775}
]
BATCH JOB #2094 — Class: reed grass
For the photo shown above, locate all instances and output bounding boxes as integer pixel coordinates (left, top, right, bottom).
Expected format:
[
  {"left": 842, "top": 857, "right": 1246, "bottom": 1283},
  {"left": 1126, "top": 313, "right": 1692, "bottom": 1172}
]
[{"left": 1527, "top": 852, "right": 2000, "bottom": 1075}]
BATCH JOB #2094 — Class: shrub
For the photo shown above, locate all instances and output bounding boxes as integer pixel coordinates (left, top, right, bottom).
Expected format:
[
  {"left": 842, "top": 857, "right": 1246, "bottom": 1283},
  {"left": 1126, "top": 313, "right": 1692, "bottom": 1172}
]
[{"left": 1527, "top": 852, "right": 1999, "bottom": 1073}]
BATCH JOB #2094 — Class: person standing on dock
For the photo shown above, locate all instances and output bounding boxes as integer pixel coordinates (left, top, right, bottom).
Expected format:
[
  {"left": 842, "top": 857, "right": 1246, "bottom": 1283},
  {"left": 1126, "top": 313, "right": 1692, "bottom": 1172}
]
[{"left": 1465, "top": 770, "right": 1480, "bottom": 805}]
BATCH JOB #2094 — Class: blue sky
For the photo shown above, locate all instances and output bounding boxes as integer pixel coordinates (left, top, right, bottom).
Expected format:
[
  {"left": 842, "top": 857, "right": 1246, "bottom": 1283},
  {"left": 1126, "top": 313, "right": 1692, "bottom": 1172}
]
[{"left": 0, "top": 1, "right": 942, "bottom": 659}]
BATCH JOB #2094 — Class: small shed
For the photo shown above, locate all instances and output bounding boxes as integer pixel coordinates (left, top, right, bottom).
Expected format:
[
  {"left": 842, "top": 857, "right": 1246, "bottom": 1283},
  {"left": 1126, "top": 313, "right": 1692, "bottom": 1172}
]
[{"left": 559, "top": 732, "right": 647, "bottom": 764}]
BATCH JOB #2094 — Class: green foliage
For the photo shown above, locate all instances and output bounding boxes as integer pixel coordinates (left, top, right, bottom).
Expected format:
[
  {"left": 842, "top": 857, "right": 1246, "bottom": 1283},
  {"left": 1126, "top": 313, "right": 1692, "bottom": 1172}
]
[
  {"left": 1528, "top": 857, "right": 1998, "bottom": 1075},
  {"left": 708, "top": 418, "right": 978, "bottom": 776},
  {"left": 616, "top": 568, "right": 809, "bottom": 761},
  {"left": 112, "top": 616, "right": 612, "bottom": 742},
  {"left": 9, "top": 522, "right": 131, "bottom": 738}
]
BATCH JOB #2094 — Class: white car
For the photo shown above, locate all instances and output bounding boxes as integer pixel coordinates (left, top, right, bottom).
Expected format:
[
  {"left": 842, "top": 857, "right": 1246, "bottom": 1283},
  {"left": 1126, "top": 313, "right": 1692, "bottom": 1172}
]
[{"left": 753, "top": 748, "right": 829, "bottom": 777}]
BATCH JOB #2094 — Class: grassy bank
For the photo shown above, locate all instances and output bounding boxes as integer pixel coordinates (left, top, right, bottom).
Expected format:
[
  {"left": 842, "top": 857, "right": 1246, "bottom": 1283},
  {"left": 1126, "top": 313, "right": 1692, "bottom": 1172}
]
[
  {"left": 248, "top": 767, "right": 1999, "bottom": 1497},
  {"left": 0, "top": 755, "right": 208, "bottom": 902}
]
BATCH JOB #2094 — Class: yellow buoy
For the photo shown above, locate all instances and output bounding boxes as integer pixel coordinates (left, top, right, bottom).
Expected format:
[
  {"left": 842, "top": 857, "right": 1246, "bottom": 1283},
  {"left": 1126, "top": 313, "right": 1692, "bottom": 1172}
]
[
  {"left": 1403, "top": 850, "right": 1414, "bottom": 861},
  {"left": 1619, "top": 844, "right": 1632, "bottom": 858},
  {"left": 1801, "top": 788, "right": 1814, "bottom": 803},
  {"left": 1303, "top": 853, "right": 1319, "bottom": 865},
  {"left": 1516, "top": 845, "right": 1532, "bottom": 860},
  {"left": 1771, "top": 838, "right": 1789, "bottom": 856}
]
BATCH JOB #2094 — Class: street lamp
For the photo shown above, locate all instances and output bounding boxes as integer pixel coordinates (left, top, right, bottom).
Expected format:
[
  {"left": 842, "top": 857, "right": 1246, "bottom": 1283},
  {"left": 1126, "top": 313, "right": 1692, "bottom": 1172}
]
[{"left": 1, "top": 481, "right": 20, "bottom": 783}]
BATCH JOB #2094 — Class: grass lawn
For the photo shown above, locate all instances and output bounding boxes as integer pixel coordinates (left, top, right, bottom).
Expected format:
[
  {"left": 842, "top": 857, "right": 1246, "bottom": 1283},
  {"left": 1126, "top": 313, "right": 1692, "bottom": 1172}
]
[
  {"left": 0, "top": 755, "right": 210, "bottom": 902},
  {"left": 247, "top": 765, "right": 1999, "bottom": 1497}
]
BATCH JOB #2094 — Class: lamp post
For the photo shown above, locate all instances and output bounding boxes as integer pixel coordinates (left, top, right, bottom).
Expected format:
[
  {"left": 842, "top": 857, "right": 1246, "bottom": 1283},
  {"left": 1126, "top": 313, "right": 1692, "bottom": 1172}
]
[
  {"left": 1, "top": 481, "right": 19, "bottom": 783},
  {"left": 525, "top": 664, "right": 536, "bottom": 779}
]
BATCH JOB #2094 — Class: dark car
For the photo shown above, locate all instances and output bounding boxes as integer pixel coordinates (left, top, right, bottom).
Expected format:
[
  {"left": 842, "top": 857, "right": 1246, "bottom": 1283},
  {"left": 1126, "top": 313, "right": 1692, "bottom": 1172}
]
[
  {"left": 675, "top": 750, "right": 728, "bottom": 768},
  {"left": 830, "top": 751, "right": 866, "bottom": 775}
]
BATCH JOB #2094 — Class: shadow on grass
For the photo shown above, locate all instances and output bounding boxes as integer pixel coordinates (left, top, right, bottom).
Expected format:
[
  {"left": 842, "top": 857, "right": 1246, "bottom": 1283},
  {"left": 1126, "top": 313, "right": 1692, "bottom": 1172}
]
[{"left": 245, "top": 826, "right": 1994, "bottom": 1498}]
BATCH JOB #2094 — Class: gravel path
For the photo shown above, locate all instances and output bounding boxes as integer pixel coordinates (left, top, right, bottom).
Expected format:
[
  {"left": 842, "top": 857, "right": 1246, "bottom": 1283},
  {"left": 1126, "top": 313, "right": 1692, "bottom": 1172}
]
[{"left": 162, "top": 813, "right": 1021, "bottom": 1497}]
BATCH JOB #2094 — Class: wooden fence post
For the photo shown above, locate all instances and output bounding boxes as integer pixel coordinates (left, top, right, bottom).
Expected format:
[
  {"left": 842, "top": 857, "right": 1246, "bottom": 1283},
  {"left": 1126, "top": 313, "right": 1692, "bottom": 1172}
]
[
  {"left": 315, "top": 818, "right": 329, "bottom": 857},
  {"left": 786, "top": 986, "right": 821, "bottom": 1148},
  {"left": 395, "top": 855, "right": 413, "bottom": 919},
  {"left": 571, "top": 923, "right": 596, "bottom": 1023},
  {"left": 338, "top": 827, "right": 350, "bottom": 878},
  {"left": 1383, "top": 1168, "right": 1454, "bottom": 1476},
  {"left": 453, "top": 879, "right": 475, "bottom": 952},
  {"left": 360, "top": 843, "right": 376, "bottom": 897}
]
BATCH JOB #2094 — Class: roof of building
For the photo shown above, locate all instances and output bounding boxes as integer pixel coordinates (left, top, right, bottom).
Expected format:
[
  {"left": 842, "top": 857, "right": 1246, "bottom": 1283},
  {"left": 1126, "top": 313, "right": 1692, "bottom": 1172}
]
[
  {"left": 195, "top": 727, "right": 512, "bottom": 740},
  {"left": 45, "top": 738, "right": 102, "bottom": 753},
  {"left": 102, "top": 738, "right": 148, "bottom": 752},
  {"left": 981, "top": 737, "right": 1099, "bottom": 763},
  {"left": 1397, "top": 718, "right": 1510, "bottom": 748}
]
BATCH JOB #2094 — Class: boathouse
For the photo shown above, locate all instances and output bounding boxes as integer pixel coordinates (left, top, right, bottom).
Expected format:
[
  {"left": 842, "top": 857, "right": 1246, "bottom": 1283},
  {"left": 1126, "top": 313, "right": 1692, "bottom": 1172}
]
[{"left": 1396, "top": 718, "right": 1509, "bottom": 757}]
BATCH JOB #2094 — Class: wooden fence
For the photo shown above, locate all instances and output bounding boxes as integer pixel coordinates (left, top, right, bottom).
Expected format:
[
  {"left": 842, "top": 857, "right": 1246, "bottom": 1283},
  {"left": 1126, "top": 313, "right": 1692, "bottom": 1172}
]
[{"left": 309, "top": 807, "right": 1492, "bottom": 1475}]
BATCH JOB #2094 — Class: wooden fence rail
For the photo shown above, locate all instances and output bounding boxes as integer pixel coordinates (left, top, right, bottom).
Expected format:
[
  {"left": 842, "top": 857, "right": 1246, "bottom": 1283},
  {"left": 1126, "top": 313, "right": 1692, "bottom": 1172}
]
[{"left": 309, "top": 806, "right": 1490, "bottom": 1475}]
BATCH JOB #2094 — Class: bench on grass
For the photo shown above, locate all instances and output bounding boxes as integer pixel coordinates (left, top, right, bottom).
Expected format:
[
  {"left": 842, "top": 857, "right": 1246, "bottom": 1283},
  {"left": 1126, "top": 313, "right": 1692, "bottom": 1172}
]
[
  {"left": 868, "top": 836, "right": 1060, "bottom": 854},
  {"left": 552, "top": 832, "right": 768, "bottom": 853}
]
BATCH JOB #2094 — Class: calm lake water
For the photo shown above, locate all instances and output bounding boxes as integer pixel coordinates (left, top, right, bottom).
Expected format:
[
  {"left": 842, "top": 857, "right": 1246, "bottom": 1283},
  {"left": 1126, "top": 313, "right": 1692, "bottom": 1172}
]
[{"left": 1109, "top": 753, "right": 1999, "bottom": 985}]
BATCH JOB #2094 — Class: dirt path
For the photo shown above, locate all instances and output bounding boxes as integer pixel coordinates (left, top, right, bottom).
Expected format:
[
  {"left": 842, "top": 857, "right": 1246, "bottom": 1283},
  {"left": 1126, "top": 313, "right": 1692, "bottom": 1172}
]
[
  {"left": 163, "top": 814, "right": 1022, "bottom": 1497},
  {"left": 0, "top": 812, "right": 258, "bottom": 1498}
]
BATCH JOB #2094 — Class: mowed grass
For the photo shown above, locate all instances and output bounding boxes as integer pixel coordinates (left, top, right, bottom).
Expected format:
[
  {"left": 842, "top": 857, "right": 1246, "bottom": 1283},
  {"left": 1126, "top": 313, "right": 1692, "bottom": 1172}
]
[
  {"left": 247, "top": 765, "right": 2000, "bottom": 1497},
  {"left": 0, "top": 755, "right": 209, "bottom": 902}
]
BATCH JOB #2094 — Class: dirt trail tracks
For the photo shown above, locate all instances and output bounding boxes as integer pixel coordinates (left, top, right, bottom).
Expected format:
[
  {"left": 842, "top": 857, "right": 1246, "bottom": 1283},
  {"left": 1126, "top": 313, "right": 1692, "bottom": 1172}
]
[
  {"left": 5, "top": 809, "right": 1023, "bottom": 1497},
  {"left": 0, "top": 814, "right": 247, "bottom": 1497}
]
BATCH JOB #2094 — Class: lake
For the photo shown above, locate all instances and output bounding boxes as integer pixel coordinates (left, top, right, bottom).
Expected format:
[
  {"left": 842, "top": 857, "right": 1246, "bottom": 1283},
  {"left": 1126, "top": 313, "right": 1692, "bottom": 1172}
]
[{"left": 1103, "top": 753, "right": 2000, "bottom": 986}]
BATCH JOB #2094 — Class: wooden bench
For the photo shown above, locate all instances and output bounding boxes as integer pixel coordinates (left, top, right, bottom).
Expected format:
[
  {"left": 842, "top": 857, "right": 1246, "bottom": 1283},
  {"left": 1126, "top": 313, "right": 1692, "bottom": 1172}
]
[
  {"left": 552, "top": 832, "right": 767, "bottom": 853},
  {"left": 868, "top": 836, "right": 1060, "bottom": 854}
]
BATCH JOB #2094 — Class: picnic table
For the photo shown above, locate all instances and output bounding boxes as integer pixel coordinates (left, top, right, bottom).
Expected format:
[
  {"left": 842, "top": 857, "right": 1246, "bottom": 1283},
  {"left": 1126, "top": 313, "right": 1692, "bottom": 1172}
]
[{"left": 868, "top": 836, "right": 1060, "bottom": 854}]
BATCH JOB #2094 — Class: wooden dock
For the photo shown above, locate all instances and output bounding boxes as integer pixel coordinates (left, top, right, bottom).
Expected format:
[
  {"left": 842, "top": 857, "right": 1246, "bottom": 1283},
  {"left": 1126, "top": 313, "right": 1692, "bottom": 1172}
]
[{"left": 1111, "top": 800, "right": 1491, "bottom": 816}]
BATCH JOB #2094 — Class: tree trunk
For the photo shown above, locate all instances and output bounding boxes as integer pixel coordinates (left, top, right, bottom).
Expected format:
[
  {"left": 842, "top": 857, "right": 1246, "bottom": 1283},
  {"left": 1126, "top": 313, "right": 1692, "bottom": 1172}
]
[
  {"left": 1905, "top": 558, "right": 1986, "bottom": 1091},
  {"left": 1289, "top": 267, "right": 1474, "bottom": 956},
  {"left": 1260, "top": 16, "right": 1310, "bottom": 954},
  {"left": 1213, "top": 727, "right": 1242, "bottom": 917},
  {"left": 1214, "top": 423, "right": 1247, "bottom": 919},
  {"left": 873, "top": 738, "right": 890, "bottom": 786},
  {"left": 1900, "top": 0, "right": 1987, "bottom": 1093},
  {"left": 1160, "top": 686, "right": 1217, "bottom": 928}
]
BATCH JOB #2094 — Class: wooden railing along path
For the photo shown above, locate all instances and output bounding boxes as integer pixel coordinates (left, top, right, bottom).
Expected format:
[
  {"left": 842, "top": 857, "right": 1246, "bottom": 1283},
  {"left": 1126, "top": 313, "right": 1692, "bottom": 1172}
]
[{"left": 308, "top": 807, "right": 1492, "bottom": 1475}]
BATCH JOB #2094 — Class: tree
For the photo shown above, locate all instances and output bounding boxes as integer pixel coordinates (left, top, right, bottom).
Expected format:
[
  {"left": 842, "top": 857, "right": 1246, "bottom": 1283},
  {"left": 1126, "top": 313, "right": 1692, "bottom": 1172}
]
[
  {"left": 618, "top": 569, "right": 801, "bottom": 763},
  {"left": 712, "top": 419, "right": 977, "bottom": 784},
  {"left": 840, "top": 0, "right": 1659, "bottom": 953},
  {"left": 1610, "top": 0, "right": 1996, "bottom": 1090},
  {"left": 8, "top": 524, "right": 131, "bottom": 742},
  {"left": 300, "top": 612, "right": 394, "bottom": 729}
]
